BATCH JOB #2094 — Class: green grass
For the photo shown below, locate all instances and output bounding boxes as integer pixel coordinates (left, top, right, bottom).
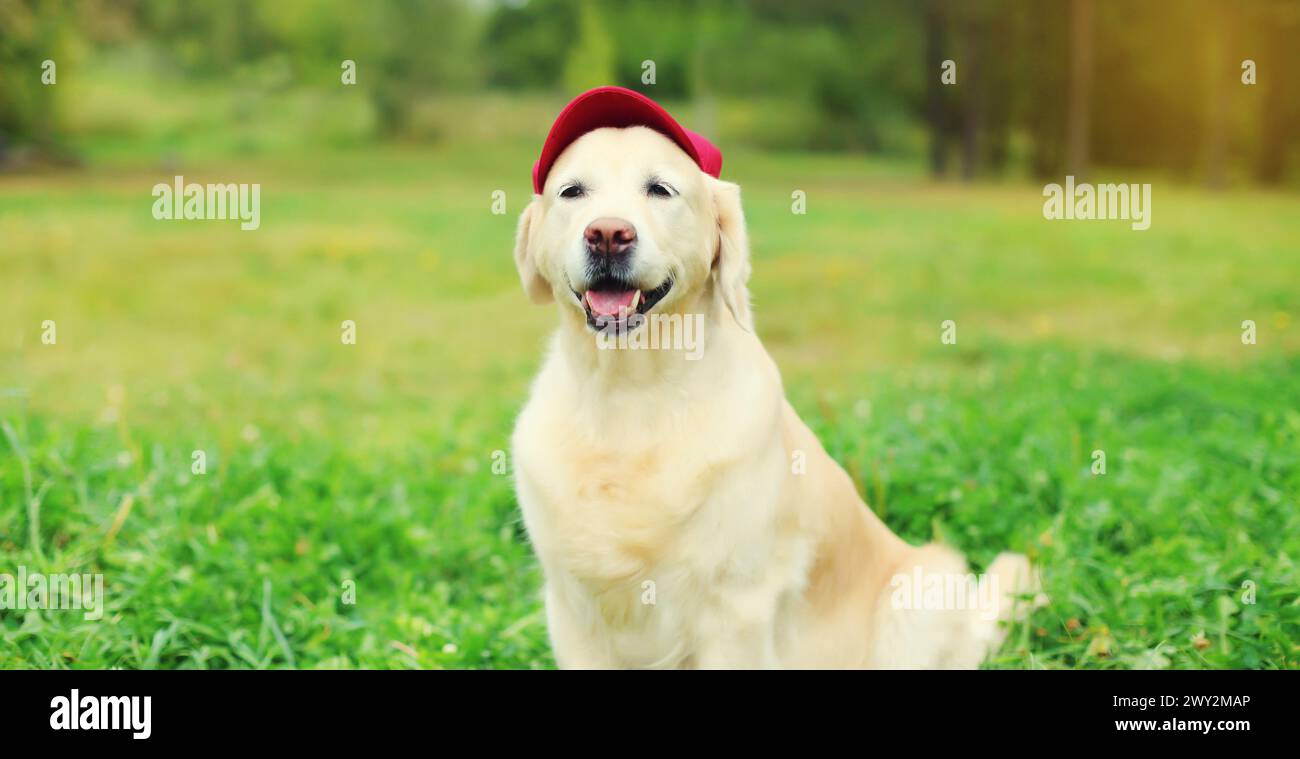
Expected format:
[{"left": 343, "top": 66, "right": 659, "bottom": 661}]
[{"left": 2, "top": 77, "right": 1298, "bottom": 668}]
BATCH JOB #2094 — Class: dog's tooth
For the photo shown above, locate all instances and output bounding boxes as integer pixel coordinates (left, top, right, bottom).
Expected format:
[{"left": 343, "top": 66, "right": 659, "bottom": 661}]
[{"left": 630, "top": 290, "right": 642, "bottom": 310}]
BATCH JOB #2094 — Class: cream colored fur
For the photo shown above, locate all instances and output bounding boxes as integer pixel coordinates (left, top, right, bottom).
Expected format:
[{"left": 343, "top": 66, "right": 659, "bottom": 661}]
[{"left": 511, "top": 126, "right": 1039, "bottom": 668}]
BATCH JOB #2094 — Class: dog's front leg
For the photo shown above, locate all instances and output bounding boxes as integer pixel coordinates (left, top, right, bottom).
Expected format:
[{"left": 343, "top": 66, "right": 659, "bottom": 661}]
[
  {"left": 693, "top": 625, "right": 780, "bottom": 669},
  {"left": 544, "top": 582, "right": 620, "bottom": 669}
]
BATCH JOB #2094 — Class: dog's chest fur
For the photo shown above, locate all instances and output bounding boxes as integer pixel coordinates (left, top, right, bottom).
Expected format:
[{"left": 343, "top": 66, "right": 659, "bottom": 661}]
[{"left": 512, "top": 343, "right": 810, "bottom": 666}]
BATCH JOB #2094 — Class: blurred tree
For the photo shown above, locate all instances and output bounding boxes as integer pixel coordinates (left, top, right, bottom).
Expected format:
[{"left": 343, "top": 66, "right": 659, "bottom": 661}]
[
  {"left": 134, "top": 0, "right": 270, "bottom": 74},
  {"left": 0, "top": 0, "right": 74, "bottom": 163},
  {"left": 1064, "top": 0, "right": 1092, "bottom": 178},
  {"left": 1, "top": 0, "right": 1296, "bottom": 183},
  {"left": 131, "top": 0, "right": 480, "bottom": 136},
  {"left": 1252, "top": 0, "right": 1300, "bottom": 185},
  {"left": 923, "top": 0, "right": 952, "bottom": 176},
  {"left": 979, "top": 3, "right": 1014, "bottom": 174},
  {"left": 343, "top": 0, "right": 480, "bottom": 136},
  {"left": 562, "top": 2, "right": 615, "bottom": 94},
  {"left": 483, "top": 0, "right": 578, "bottom": 90},
  {"left": 1021, "top": 2, "right": 1067, "bottom": 179},
  {"left": 953, "top": 1, "right": 1008, "bottom": 181},
  {"left": 1201, "top": 0, "right": 1230, "bottom": 189},
  {"left": 919, "top": 0, "right": 1017, "bottom": 180}
]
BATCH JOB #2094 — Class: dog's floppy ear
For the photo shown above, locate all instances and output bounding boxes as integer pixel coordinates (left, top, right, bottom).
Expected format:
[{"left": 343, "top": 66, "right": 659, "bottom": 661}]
[
  {"left": 708, "top": 177, "right": 753, "bottom": 330},
  {"left": 513, "top": 196, "right": 553, "bottom": 304}
]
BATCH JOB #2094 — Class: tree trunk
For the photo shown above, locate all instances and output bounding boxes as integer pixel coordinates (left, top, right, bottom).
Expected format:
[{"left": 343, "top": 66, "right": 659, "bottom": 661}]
[
  {"left": 959, "top": 9, "right": 982, "bottom": 181},
  {"left": 1254, "top": 6, "right": 1287, "bottom": 185},
  {"left": 1065, "top": 0, "right": 1093, "bottom": 179},
  {"left": 1202, "top": 0, "right": 1229, "bottom": 190},
  {"left": 924, "top": 0, "right": 949, "bottom": 178}
]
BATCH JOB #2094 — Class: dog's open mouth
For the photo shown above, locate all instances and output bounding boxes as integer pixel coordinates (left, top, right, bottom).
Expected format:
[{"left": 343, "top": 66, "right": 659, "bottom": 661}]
[{"left": 575, "top": 277, "right": 672, "bottom": 331}]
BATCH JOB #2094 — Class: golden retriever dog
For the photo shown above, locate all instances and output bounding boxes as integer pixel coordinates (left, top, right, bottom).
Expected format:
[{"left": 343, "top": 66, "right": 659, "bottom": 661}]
[{"left": 511, "top": 96, "right": 1038, "bottom": 668}]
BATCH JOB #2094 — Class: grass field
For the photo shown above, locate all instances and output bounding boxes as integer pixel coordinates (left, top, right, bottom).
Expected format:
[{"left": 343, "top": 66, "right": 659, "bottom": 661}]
[{"left": 2, "top": 81, "right": 1298, "bottom": 668}]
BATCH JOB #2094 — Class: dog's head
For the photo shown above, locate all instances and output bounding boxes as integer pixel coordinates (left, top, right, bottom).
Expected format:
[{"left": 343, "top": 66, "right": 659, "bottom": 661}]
[{"left": 513, "top": 126, "right": 751, "bottom": 332}]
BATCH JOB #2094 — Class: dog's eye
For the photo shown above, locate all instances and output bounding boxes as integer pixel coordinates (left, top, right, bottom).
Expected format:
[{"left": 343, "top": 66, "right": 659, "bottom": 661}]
[
  {"left": 559, "top": 184, "right": 585, "bottom": 199},
  {"left": 647, "top": 182, "right": 674, "bottom": 198}
]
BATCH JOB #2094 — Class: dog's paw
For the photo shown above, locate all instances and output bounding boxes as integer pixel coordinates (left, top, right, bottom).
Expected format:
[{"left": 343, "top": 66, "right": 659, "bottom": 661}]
[{"left": 987, "top": 552, "right": 1047, "bottom": 623}]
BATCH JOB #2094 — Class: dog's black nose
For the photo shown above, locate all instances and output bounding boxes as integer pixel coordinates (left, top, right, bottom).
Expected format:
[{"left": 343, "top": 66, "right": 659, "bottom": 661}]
[{"left": 584, "top": 217, "right": 637, "bottom": 257}]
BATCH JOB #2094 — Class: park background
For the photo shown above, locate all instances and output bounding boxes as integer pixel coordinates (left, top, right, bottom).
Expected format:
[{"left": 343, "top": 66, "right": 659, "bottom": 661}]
[{"left": 1, "top": 0, "right": 1297, "bottom": 668}]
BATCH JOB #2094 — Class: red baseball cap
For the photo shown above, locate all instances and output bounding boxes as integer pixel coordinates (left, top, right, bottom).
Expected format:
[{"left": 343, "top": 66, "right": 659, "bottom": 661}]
[{"left": 532, "top": 86, "right": 723, "bottom": 194}]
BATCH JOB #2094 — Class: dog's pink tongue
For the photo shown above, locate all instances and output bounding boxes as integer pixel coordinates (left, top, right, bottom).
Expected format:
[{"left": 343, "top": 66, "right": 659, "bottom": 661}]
[{"left": 585, "top": 290, "right": 637, "bottom": 317}]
